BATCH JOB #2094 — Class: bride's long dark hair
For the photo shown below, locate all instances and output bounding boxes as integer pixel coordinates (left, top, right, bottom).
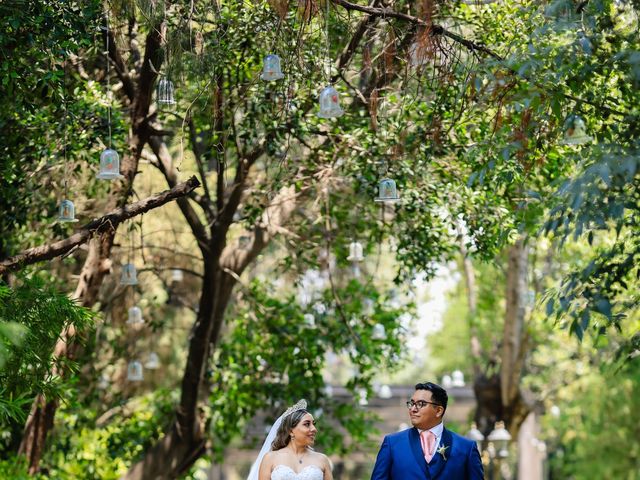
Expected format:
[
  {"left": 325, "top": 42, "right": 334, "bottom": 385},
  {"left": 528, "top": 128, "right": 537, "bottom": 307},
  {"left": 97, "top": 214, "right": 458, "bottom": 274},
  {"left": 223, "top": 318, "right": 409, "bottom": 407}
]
[{"left": 271, "top": 409, "right": 310, "bottom": 450}]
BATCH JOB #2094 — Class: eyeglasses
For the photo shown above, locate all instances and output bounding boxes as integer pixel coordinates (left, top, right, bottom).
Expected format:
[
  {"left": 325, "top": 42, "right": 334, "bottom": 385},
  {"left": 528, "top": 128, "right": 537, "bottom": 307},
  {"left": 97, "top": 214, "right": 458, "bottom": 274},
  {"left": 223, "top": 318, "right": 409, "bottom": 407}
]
[{"left": 406, "top": 400, "right": 441, "bottom": 410}]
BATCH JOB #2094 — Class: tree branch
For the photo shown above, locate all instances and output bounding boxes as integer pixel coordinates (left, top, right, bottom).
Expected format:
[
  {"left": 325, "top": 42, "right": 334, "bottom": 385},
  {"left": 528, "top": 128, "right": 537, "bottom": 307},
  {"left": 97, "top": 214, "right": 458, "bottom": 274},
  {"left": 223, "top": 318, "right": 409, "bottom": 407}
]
[
  {"left": 0, "top": 177, "right": 200, "bottom": 275},
  {"left": 330, "top": 0, "right": 501, "bottom": 59},
  {"left": 148, "top": 137, "right": 212, "bottom": 255}
]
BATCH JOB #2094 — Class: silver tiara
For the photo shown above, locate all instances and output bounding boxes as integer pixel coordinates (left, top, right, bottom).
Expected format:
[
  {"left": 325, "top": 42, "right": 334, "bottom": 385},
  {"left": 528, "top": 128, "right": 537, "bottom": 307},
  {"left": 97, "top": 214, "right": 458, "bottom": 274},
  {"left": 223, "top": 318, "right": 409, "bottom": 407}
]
[{"left": 282, "top": 399, "right": 307, "bottom": 418}]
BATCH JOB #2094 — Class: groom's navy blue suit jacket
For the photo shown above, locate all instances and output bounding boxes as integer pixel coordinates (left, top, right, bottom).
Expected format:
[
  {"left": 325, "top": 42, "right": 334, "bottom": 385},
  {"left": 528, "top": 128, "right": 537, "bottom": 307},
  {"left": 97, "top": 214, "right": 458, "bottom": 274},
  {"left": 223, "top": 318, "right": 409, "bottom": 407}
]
[{"left": 371, "top": 426, "right": 484, "bottom": 480}]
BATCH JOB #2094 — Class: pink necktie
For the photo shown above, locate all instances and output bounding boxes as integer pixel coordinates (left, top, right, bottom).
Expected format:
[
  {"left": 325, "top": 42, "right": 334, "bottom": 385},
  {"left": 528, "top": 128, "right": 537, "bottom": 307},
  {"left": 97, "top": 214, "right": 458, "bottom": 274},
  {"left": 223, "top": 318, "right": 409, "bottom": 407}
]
[{"left": 420, "top": 430, "right": 436, "bottom": 462}]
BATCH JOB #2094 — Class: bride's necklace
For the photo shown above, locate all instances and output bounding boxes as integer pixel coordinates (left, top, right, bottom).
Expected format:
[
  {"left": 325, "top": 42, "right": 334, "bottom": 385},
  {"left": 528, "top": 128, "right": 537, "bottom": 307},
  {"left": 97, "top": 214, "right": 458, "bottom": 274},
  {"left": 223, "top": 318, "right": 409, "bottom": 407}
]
[{"left": 290, "top": 446, "right": 307, "bottom": 464}]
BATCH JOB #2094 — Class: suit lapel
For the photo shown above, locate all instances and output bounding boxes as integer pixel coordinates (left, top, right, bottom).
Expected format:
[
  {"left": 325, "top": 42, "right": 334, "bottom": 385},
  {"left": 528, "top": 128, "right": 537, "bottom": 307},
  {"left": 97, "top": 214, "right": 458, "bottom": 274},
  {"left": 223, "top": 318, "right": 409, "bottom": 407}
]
[
  {"left": 409, "top": 428, "right": 429, "bottom": 478},
  {"left": 429, "top": 427, "right": 453, "bottom": 479}
]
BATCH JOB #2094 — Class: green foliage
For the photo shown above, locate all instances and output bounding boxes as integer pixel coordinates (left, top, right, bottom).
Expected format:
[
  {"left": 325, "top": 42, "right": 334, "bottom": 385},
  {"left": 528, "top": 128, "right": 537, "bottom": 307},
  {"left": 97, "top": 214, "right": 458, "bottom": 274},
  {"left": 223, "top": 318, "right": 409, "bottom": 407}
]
[
  {"left": 0, "top": 0, "right": 111, "bottom": 258},
  {"left": 208, "top": 278, "right": 409, "bottom": 460},
  {"left": 40, "top": 390, "right": 174, "bottom": 479},
  {"left": 542, "top": 350, "right": 640, "bottom": 478},
  {"left": 0, "top": 278, "right": 93, "bottom": 424}
]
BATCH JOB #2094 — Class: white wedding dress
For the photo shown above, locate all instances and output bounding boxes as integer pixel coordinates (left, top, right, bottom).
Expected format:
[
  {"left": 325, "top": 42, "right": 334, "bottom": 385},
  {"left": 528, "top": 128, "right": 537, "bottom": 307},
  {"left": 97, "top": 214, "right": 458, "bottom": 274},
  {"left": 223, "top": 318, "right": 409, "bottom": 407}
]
[{"left": 271, "top": 465, "right": 324, "bottom": 480}]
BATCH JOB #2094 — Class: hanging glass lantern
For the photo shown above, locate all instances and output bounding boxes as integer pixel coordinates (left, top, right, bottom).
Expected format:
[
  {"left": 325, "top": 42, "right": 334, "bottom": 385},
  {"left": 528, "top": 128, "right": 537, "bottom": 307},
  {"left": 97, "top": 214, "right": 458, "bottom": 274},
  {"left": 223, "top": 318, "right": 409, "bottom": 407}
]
[
  {"left": 409, "top": 41, "right": 429, "bottom": 67},
  {"left": 317, "top": 85, "right": 344, "bottom": 118},
  {"left": 561, "top": 114, "right": 593, "bottom": 145},
  {"left": 347, "top": 241, "right": 364, "bottom": 262},
  {"left": 98, "top": 373, "right": 110, "bottom": 390},
  {"left": 58, "top": 199, "right": 79, "bottom": 223},
  {"left": 126, "top": 306, "right": 144, "bottom": 325},
  {"left": 375, "top": 178, "right": 401, "bottom": 203},
  {"left": 372, "top": 323, "right": 387, "bottom": 340},
  {"left": 145, "top": 352, "right": 160, "bottom": 370},
  {"left": 127, "top": 360, "right": 143, "bottom": 381},
  {"left": 357, "top": 388, "right": 369, "bottom": 406},
  {"left": 238, "top": 235, "right": 251, "bottom": 249},
  {"left": 452, "top": 369, "right": 465, "bottom": 387},
  {"left": 157, "top": 77, "right": 176, "bottom": 105},
  {"left": 120, "top": 263, "right": 139, "bottom": 285},
  {"left": 260, "top": 54, "right": 285, "bottom": 81},
  {"left": 96, "top": 148, "right": 124, "bottom": 180},
  {"left": 303, "top": 313, "right": 316, "bottom": 327},
  {"left": 363, "top": 298, "right": 375, "bottom": 315},
  {"left": 379, "top": 384, "right": 393, "bottom": 399},
  {"left": 323, "top": 384, "right": 334, "bottom": 398},
  {"left": 171, "top": 269, "right": 184, "bottom": 283}
]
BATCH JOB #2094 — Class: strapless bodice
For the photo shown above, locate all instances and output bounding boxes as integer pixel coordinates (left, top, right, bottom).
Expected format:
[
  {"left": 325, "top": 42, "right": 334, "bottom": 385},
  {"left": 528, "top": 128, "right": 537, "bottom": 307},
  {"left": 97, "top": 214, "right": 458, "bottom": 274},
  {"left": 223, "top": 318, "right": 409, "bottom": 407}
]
[{"left": 271, "top": 465, "right": 323, "bottom": 480}]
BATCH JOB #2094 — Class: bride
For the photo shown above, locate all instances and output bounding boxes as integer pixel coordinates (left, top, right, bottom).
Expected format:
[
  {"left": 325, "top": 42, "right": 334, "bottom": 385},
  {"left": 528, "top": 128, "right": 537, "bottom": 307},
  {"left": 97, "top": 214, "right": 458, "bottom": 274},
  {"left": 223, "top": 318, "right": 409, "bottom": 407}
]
[{"left": 247, "top": 400, "right": 333, "bottom": 480}]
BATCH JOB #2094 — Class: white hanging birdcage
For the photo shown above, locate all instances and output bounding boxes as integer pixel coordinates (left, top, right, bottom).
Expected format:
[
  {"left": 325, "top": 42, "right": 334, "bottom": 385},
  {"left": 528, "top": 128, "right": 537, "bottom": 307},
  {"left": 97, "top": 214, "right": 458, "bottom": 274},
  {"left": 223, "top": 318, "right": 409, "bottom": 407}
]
[
  {"left": 375, "top": 178, "right": 401, "bottom": 203},
  {"left": 96, "top": 148, "right": 124, "bottom": 180},
  {"left": 127, "top": 360, "right": 143, "bottom": 381},
  {"left": 145, "top": 352, "right": 160, "bottom": 370},
  {"left": 58, "top": 199, "right": 79, "bottom": 223},
  {"left": 561, "top": 114, "right": 593, "bottom": 145},
  {"left": 347, "top": 241, "right": 364, "bottom": 262},
  {"left": 260, "top": 54, "right": 284, "bottom": 81},
  {"left": 120, "top": 263, "right": 138, "bottom": 285},
  {"left": 157, "top": 77, "right": 176, "bottom": 105},
  {"left": 372, "top": 323, "right": 387, "bottom": 340},
  {"left": 317, "top": 85, "right": 344, "bottom": 118},
  {"left": 126, "top": 306, "right": 144, "bottom": 325}
]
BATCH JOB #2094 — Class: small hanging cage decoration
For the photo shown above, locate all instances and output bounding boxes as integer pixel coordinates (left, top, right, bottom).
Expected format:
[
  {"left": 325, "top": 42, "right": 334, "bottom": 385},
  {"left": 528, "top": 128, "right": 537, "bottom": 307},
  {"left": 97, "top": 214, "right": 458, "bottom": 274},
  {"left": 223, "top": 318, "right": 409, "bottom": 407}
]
[
  {"left": 347, "top": 241, "right": 364, "bottom": 262},
  {"left": 97, "top": 148, "right": 124, "bottom": 180},
  {"left": 58, "top": 199, "right": 79, "bottom": 223},
  {"left": 375, "top": 178, "right": 401, "bottom": 203},
  {"left": 120, "top": 263, "right": 139, "bottom": 285},
  {"left": 561, "top": 114, "right": 593, "bottom": 145},
  {"left": 127, "top": 306, "right": 144, "bottom": 325},
  {"left": 145, "top": 352, "right": 160, "bottom": 370},
  {"left": 317, "top": 85, "right": 344, "bottom": 118},
  {"left": 260, "top": 54, "right": 285, "bottom": 81},
  {"left": 127, "top": 360, "right": 144, "bottom": 381},
  {"left": 157, "top": 77, "right": 176, "bottom": 105}
]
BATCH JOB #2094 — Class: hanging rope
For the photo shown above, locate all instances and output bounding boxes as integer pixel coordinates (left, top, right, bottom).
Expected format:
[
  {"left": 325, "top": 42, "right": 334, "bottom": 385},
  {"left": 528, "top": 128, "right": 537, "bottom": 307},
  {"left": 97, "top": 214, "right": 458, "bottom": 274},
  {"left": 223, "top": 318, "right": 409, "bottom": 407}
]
[{"left": 106, "top": 8, "right": 112, "bottom": 148}]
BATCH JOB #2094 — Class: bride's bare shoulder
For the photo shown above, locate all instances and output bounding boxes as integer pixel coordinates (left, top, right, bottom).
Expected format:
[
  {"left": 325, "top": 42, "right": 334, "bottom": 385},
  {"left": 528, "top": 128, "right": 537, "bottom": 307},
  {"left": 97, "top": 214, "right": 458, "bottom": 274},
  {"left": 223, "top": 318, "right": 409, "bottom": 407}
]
[{"left": 308, "top": 450, "right": 332, "bottom": 467}]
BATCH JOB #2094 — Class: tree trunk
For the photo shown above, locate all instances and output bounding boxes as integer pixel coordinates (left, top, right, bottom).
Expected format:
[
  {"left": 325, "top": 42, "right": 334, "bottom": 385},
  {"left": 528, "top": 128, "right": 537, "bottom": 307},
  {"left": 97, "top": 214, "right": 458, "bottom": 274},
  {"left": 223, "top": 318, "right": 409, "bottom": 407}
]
[
  {"left": 18, "top": 232, "right": 115, "bottom": 472},
  {"left": 458, "top": 227, "right": 483, "bottom": 376},
  {"left": 500, "top": 237, "right": 531, "bottom": 437},
  {"left": 472, "top": 236, "right": 533, "bottom": 440}
]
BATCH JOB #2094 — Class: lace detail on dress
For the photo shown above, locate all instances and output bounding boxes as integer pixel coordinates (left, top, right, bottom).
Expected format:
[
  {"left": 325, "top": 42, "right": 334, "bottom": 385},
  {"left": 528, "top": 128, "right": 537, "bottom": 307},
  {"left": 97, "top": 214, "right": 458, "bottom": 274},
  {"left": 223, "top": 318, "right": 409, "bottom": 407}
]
[{"left": 271, "top": 465, "right": 324, "bottom": 480}]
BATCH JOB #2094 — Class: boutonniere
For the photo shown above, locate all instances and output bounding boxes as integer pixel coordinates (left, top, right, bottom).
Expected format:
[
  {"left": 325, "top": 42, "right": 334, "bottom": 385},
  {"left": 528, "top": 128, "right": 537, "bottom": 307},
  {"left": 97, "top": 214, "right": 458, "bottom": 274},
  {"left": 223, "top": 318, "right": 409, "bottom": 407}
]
[{"left": 437, "top": 445, "right": 449, "bottom": 461}]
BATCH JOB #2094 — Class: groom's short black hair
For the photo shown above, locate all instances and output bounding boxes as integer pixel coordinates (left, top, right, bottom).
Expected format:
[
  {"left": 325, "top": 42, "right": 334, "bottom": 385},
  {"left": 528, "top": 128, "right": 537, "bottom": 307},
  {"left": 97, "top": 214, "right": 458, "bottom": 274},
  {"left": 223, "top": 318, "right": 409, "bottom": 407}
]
[{"left": 415, "top": 382, "right": 448, "bottom": 412}]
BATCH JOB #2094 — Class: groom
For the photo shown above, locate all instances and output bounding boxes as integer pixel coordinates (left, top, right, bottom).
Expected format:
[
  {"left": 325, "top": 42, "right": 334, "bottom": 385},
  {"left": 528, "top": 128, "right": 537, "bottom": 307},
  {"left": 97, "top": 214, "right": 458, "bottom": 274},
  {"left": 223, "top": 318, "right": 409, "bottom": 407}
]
[{"left": 371, "top": 382, "right": 484, "bottom": 479}]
